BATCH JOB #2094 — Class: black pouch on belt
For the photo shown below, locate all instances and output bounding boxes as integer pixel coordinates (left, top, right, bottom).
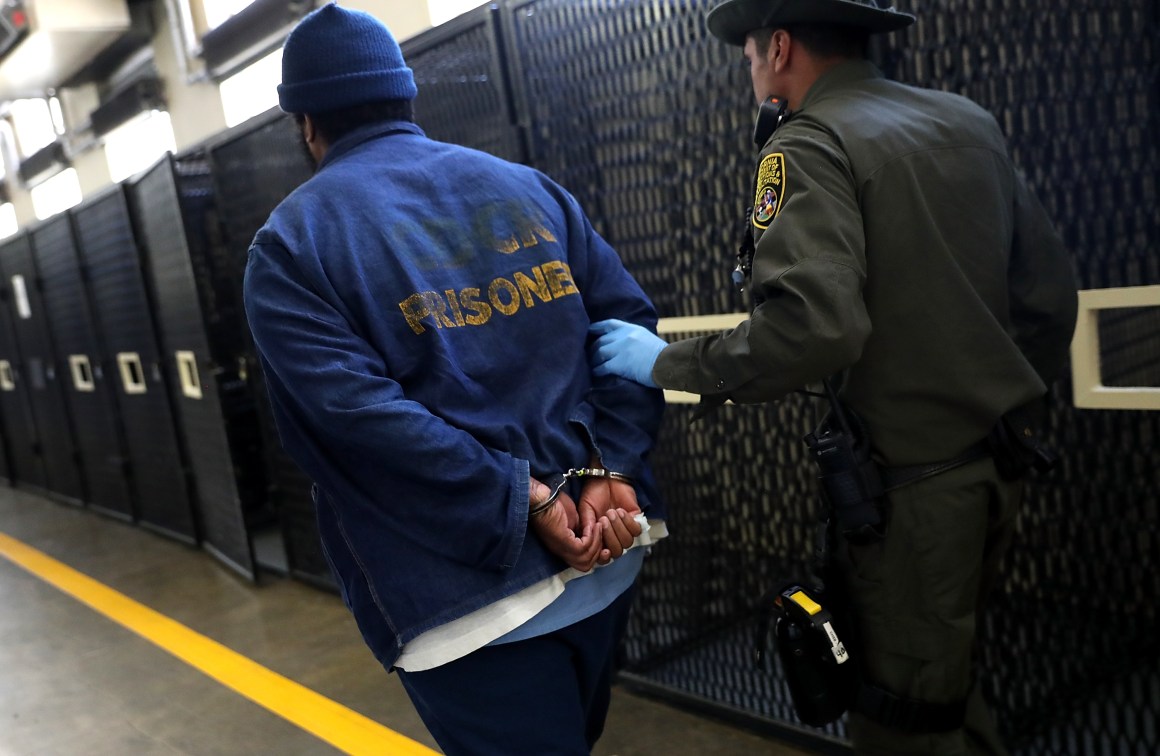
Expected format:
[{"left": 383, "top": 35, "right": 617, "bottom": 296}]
[
  {"left": 755, "top": 583, "right": 857, "bottom": 727},
  {"left": 804, "top": 403, "right": 886, "bottom": 545},
  {"left": 987, "top": 405, "right": 1058, "bottom": 481}
]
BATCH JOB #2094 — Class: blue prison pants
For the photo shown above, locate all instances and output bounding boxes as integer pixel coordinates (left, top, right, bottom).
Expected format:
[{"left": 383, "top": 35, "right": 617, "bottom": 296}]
[{"left": 396, "top": 586, "right": 636, "bottom": 755}]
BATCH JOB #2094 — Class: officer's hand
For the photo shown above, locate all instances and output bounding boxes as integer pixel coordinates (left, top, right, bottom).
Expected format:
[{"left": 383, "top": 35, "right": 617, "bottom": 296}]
[
  {"left": 588, "top": 319, "right": 666, "bottom": 388},
  {"left": 528, "top": 477, "right": 603, "bottom": 573}
]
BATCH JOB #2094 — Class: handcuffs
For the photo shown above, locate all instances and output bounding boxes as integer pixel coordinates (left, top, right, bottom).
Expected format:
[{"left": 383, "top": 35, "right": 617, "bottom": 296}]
[{"left": 529, "top": 467, "right": 635, "bottom": 518}]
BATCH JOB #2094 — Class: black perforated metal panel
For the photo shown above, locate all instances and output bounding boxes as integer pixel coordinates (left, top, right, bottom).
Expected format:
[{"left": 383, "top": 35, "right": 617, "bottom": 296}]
[
  {"left": 0, "top": 232, "right": 85, "bottom": 505},
  {"left": 508, "top": 0, "right": 753, "bottom": 320},
  {"left": 495, "top": 1, "right": 1160, "bottom": 753},
  {"left": 1098, "top": 308, "right": 1160, "bottom": 388},
  {"left": 403, "top": 4, "right": 526, "bottom": 163},
  {"left": 624, "top": 395, "right": 831, "bottom": 728},
  {"left": 126, "top": 154, "right": 262, "bottom": 578},
  {"left": 32, "top": 212, "right": 133, "bottom": 519},
  {"left": 883, "top": 3, "right": 1159, "bottom": 753},
  {"left": 127, "top": 155, "right": 261, "bottom": 572},
  {"left": 207, "top": 110, "right": 334, "bottom": 587},
  {"left": 71, "top": 188, "right": 199, "bottom": 543},
  {"left": 191, "top": 1, "right": 1157, "bottom": 749},
  {"left": 0, "top": 235, "right": 46, "bottom": 491}
]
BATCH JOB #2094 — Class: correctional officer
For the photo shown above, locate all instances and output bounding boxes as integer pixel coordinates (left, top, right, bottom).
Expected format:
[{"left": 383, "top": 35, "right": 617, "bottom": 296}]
[
  {"left": 590, "top": 0, "right": 1078, "bottom": 754},
  {"left": 244, "top": 5, "right": 667, "bottom": 754}
]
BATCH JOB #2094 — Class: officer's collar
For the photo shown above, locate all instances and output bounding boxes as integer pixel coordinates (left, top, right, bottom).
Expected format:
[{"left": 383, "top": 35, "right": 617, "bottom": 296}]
[
  {"left": 318, "top": 119, "right": 426, "bottom": 170},
  {"left": 797, "top": 60, "right": 884, "bottom": 112}
]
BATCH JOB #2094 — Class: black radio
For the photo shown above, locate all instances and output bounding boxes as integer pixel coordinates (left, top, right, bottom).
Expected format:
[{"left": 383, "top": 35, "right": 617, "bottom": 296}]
[{"left": 804, "top": 380, "right": 886, "bottom": 545}]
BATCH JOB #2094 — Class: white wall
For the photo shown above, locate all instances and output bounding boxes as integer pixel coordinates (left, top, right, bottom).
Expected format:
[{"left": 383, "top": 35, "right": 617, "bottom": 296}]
[
  {"left": 344, "top": 1, "right": 432, "bottom": 42},
  {"left": 153, "top": 0, "right": 230, "bottom": 152},
  {"left": 3, "top": 0, "right": 439, "bottom": 231}
]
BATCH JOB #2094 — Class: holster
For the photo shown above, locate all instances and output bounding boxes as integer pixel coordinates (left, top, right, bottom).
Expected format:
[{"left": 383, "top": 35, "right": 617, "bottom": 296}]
[
  {"left": 755, "top": 582, "right": 857, "bottom": 727},
  {"left": 986, "top": 404, "right": 1057, "bottom": 480},
  {"left": 805, "top": 407, "right": 886, "bottom": 545}
]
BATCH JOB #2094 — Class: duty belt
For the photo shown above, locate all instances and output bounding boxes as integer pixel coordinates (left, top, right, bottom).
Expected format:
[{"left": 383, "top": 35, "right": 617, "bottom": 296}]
[{"left": 879, "top": 440, "right": 993, "bottom": 493}]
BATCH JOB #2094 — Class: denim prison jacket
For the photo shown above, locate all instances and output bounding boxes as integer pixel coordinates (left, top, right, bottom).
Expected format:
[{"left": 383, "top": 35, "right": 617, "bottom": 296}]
[{"left": 243, "top": 121, "right": 666, "bottom": 670}]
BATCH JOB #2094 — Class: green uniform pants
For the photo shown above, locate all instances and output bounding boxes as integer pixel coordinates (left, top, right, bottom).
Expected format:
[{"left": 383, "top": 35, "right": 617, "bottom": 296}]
[{"left": 834, "top": 457, "right": 1021, "bottom": 756}]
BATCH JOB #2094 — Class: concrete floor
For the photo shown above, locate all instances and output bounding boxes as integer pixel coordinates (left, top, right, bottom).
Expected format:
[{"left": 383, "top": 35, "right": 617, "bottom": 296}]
[{"left": 0, "top": 485, "right": 817, "bottom": 756}]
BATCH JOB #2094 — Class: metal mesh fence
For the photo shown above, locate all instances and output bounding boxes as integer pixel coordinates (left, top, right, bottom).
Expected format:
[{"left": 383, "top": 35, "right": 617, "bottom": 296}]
[
  {"left": 180, "top": 1, "right": 1157, "bottom": 750},
  {"left": 881, "top": 2, "right": 1159, "bottom": 753},
  {"left": 205, "top": 112, "right": 335, "bottom": 587},
  {"left": 502, "top": 0, "right": 848, "bottom": 745},
  {"left": 509, "top": 0, "right": 753, "bottom": 320},
  {"left": 1098, "top": 307, "right": 1160, "bottom": 388},
  {"left": 403, "top": 6, "right": 525, "bottom": 164},
  {"left": 483, "top": 1, "right": 1160, "bottom": 753}
]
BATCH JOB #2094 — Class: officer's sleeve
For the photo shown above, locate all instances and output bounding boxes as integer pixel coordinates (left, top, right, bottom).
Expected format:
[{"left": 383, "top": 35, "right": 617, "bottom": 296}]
[
  {"left": 244, "top": 240, "right": 528, "bottom": 573},
  {"left": 653, "top": 124, "right": 871, "bottom": 401},
  {"left": 1008, "top": 174, "right": 1078, "bottom": 384},
  {"left": 556, "top": 185, "right": 665, "bottom": 484}
]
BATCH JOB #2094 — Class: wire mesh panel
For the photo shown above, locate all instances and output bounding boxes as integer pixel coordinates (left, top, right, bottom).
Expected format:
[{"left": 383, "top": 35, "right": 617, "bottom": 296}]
[
  {"left": 625, "top": 395, "right": 841, "bottom": 739},
  {"left": 507, "top": 0, "right": 753, "bottom": 320},
  {"left": 0, "top": 235, "right": 46, "bottom": 491},
  {"left": 494, "top": 0, "right": 1160, "bottom": 753},
  {"left": 0, "top": 417, "right": 10, "bottom": 484},
  {"left": 71, "top": 187, "right": 199, "bottom": 543},
  {"left": 503, "top": 0, "right": 825, "bottom": 739},
  {"left": 0, "top": 232, "right": 85, "bottom": 505},
  {"left": 0, "top": 263, "right": 21, "bottom": 486},
  {"left": 31, "top": 212, "right": 134, "bottom": 519},
  {"left": 167, "top": 150, "right": 269, "bottom": 571},
  {"left": 0, "top": 407, "right": 9, "bottom": 483},
  {"left": 206, "top": 109, "right": 333, "bottom": 587},
  {"left": 126, "top": 153, "right": 263, "bottom": 579},
  {"left": 174, "top": 1, "right": 1156, "bottom": 749},
  {"left": 881, "top": 2, "right": 1160, "bottom": 753},
  {"left": 403, "top": 4, "right": 526, "bottom": 163},
  {"left": 1098, "top": 307, "right": 1160, "bottom": 388}
]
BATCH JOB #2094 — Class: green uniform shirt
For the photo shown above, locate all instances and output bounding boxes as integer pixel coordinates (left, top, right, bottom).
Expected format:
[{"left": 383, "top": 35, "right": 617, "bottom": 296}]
[{"left": 654, "top": 60, "right": 1077, "bottom": 465}]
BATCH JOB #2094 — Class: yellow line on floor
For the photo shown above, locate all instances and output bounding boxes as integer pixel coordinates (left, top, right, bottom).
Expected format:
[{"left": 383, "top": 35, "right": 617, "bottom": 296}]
[{"left": 0, "top": 531, "right": 436, "bottom": 756}]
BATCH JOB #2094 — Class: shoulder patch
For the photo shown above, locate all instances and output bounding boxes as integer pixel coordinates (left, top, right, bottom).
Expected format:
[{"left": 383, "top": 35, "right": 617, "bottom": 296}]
[{"left": 753, "top": 152, "right": 787, "bottom": 230}]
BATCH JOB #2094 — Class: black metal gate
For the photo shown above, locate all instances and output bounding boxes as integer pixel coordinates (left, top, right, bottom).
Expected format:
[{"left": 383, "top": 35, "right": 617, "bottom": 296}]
[
  {"left": 396, "top": 1, "right": 1158, "bottom": 753},
  {"left": 107, "top": 1, "right": 1154, "bottom": 751},
  {"left": 30, "top": 210, "right": 134, "bottom": 519},
  {"left": 71, "top": 187, "right": 199, "bottom": 543},
  {"left": 204, "top": 110, "right": 332, "bottom": 587},
  {"left": 0, "top": 239, "right": 46, "bottom": 491},
  {"left": 126, "top": 153, "right": 265, "bottom": 579},
  {"left": 0, "top": 232, "right": 85, "bottom": 506}
]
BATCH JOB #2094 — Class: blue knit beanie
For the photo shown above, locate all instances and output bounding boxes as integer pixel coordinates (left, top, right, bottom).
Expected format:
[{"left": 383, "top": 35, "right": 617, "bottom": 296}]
[{"left": 278, "top": 3, "right": 417, "bottom": 114}]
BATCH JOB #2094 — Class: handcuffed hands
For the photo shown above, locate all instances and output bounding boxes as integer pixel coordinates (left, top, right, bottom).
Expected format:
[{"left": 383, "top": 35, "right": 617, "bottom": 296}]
[
  {"left": 528, "top": 476, "right": 642, "bottom": 572},
  {"left": 589, "top": 319, "right": 667, "bottom": 388},
  {"left": 578, "top": 475, "right": 643, "bottom": 565},
  {"left": 528, "top": 477, "right": 601, "bottom": 572}
]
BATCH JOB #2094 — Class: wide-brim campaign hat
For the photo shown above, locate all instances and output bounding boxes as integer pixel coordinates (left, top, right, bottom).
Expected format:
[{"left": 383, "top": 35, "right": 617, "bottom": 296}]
[{"left": 707, "top": 0, "right": 916, "bottom": 46}]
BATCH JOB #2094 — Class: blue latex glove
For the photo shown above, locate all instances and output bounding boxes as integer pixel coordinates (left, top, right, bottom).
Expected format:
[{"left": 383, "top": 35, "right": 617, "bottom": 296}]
[{"left": 589, "top": 319, "right": 667, "bottom": 388}]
